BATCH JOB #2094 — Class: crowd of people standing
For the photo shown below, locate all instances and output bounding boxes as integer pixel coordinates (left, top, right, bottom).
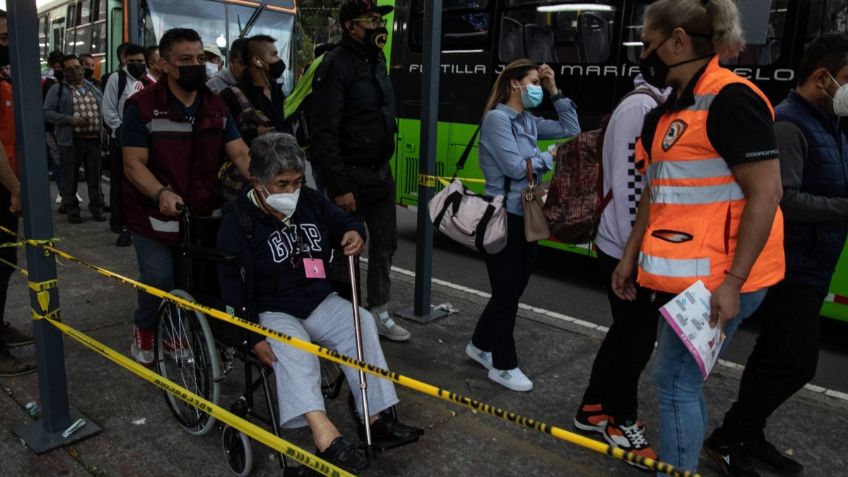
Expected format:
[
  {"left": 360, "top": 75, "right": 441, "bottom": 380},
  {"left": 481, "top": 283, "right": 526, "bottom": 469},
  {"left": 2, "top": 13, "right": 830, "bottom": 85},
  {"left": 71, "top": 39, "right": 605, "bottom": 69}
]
[{"left": 0, "top": 0, "right": 846, "bottom": 475}]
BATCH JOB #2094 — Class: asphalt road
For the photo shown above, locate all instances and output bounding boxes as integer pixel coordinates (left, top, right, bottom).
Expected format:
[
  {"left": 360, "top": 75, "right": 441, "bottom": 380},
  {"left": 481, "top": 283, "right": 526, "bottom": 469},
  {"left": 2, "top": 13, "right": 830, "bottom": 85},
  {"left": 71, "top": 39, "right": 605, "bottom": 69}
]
[{"left": 391, "top": 205, "right": 848, "bottom": 395}]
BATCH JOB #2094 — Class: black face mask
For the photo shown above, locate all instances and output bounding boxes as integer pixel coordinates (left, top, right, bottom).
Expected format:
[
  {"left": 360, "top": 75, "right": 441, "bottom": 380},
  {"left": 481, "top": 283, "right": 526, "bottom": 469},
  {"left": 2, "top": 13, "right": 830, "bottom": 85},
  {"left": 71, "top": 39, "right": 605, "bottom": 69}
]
[
  {"left": 127, "top": 63, "right": 147, "bottom": 81},
  {"left": 268, "top": 59, "right": 286, "bottom": 80},
  {"left": 639, "top": 36, "right": 713, "bottom": 88},
  {"left": 84, "top": 68, "right": 95, "bottom": 79},
  {"left": 0, "top": 45, "right": 8, "bottom": 68},
  {"left": 365, "top": 27, "right": 389, "bottom": 50},
  {"left": 174, "top": 64, "right": 206, "bottom": 92}
]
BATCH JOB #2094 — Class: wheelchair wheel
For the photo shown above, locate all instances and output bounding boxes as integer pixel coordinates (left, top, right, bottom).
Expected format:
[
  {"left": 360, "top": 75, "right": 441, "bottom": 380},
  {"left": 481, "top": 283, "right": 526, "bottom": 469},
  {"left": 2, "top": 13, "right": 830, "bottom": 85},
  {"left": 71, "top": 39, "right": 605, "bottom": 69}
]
[
  {"left": 222, "top": 425, "right": 253, "bottom": 477},
  {"left": 154, "top": 289, "right": 221, "bottom": 436},
  {"left": 320, "top": 358, "right": 345, "bottom": 399}
]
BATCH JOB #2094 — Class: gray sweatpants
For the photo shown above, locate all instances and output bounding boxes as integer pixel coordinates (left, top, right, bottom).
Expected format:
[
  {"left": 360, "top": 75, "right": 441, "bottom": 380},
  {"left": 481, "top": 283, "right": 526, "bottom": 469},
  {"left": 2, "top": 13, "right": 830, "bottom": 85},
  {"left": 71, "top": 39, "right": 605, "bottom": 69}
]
[{"left": 260, "top": 293, "right": 399, "bottom": 429}]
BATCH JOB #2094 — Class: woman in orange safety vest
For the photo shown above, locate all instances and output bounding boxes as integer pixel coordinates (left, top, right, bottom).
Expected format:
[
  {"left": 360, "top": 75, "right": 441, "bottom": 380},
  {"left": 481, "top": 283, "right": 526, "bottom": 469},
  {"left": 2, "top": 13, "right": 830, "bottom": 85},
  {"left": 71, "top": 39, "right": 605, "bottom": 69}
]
[{"left": 610, "top": 0, "right": 785, "bottom": 472}]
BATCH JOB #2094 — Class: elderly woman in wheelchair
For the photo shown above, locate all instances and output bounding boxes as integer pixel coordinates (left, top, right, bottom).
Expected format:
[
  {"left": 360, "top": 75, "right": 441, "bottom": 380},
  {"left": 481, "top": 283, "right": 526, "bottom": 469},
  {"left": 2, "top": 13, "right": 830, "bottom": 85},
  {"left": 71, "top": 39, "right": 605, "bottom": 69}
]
[{"left": 216, "top": 133, "right": 422, "bottom": 473}]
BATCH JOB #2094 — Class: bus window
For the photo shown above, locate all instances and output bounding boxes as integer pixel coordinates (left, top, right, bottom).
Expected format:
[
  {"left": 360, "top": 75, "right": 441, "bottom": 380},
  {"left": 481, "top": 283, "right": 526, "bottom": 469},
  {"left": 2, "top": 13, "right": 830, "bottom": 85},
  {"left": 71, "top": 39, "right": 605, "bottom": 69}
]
[
  {"left": 141, "top": 0, "right": 226, "bottom": 48},
  {"left": 38, "top": 15, "right": 49, "bottom": 64},
  {"left": 91, "top": 22, "right": 106, "bottom": 55},
  {"left": 730, "top": 0, "right": 788, "bottom": 66},
  {"left": 805, "top": 0, "right": 848, "bottom": 45},
  {"left": 409, "top": 0, "right": 491, "bottom": 53},
  {"left": 498, "top": 0, "right": 616, "bottom": 64}
]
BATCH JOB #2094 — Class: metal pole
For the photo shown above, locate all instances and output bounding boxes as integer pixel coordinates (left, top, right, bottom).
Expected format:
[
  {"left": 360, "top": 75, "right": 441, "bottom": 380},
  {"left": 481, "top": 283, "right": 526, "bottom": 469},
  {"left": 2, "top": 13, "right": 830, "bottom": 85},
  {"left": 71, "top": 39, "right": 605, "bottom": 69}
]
[
  {"left": 9, "top": 0, "right": 100, "bottom": 453},
  {"left": 127, "top": 0, "right": 140, "bottom": 45},
  {"left": 398, "top": 0, "right": 447, "bottom": 323},
  {"left": 347, "top": 255, "right": 373, "bottom": 457}
]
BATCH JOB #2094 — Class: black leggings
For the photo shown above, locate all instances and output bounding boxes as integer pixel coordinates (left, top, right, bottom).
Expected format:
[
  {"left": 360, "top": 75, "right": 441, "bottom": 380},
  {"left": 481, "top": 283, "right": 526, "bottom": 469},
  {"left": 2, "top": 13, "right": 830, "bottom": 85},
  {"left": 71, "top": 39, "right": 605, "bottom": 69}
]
[{"left": 471, "top": 213, "right": 538, "bottom": 370}]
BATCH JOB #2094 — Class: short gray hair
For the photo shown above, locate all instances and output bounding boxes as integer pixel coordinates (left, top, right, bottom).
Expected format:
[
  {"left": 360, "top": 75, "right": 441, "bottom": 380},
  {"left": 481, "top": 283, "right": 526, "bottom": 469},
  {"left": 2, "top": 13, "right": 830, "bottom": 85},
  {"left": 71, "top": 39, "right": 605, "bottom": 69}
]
[{"left": 248, "top": 133, "right": 306, "bottom": 183}]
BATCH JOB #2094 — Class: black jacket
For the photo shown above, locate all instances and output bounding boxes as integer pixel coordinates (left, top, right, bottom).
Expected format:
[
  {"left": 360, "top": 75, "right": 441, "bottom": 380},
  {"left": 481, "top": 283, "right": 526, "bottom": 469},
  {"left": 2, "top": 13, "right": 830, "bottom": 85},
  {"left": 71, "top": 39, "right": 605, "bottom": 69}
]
[{"left": 310, "top": 35, "right": 396, "bottom": 197}]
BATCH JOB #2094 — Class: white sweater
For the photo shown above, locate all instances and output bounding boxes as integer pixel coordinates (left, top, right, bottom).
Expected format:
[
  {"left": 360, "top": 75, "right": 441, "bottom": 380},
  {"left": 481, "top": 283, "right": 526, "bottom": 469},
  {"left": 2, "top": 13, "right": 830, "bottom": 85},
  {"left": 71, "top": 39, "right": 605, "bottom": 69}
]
[{"left": 595, "top": 75, "right": 669, "bottom": 259}]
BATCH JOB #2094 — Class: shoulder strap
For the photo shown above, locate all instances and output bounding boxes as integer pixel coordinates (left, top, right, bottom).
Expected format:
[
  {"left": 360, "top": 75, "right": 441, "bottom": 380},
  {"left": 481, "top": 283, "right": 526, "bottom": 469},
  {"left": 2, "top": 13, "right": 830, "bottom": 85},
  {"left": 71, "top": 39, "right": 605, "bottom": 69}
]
[
  {"left": 117, "top": 70, "right": 127, "bottom": 100},
  {"left": 451, "top": 126, "right": 481, "bottom": 180},
  {"left": 230, "top": 86, "right": 271, "bottom": 126},
  {"left": 619, "top": 87, "right": 663, "bottom": 108}
]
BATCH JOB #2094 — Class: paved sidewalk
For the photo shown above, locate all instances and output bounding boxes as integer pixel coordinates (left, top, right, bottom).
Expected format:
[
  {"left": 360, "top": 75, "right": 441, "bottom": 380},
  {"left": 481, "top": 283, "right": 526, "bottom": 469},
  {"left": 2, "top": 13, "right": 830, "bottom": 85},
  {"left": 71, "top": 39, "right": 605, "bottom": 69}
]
[{"left": 0, "top": 212, "right": 846, "bottom": 477}]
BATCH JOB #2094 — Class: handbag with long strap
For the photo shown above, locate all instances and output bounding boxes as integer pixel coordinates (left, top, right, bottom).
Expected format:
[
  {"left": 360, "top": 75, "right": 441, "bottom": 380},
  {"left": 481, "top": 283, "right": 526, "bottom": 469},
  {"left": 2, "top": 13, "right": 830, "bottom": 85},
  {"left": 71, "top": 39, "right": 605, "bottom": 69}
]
[
  {"left": 428, "top": 126, "right": 508, "bottom": 254},
  {"left": 521, "top": 158, "right": 550, "bottom": 242}
]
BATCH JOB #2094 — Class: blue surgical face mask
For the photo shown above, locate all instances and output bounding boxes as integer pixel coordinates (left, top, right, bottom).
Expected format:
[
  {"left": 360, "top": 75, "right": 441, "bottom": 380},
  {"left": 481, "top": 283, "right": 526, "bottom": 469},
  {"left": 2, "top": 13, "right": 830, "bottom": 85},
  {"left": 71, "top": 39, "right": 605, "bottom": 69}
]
[{"left": 521, "top": 84, "right": 544, "bottom": 109}]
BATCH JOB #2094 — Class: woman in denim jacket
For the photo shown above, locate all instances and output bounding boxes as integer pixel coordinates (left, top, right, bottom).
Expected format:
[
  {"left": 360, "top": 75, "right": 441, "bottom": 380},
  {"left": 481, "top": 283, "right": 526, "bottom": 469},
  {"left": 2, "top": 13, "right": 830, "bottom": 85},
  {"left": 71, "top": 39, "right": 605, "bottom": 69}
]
[{"left": 465, "top": 58, "right": 580, "bottom": 392}]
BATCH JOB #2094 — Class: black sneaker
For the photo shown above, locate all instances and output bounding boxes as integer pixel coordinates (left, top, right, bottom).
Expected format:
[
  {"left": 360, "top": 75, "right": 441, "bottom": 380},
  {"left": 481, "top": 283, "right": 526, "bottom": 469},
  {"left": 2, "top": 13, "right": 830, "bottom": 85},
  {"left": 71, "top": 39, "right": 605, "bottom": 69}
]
[
  {"left": 358, "top": 411, "right": 423, "bottom": 450},
  {"left": 0, "top": 323, "right": 34, "bottom": 347},
  {"left": 315, "top": 436, "right": 369, "bottom": 474},
  {"left": 116, "top": 228, "right": 132, "bottom": 247},
  {"left": 91, "top": 209, "right": 107, "bottom": 222},
  {"left": 58, "top": 204, "right": 68, "bottom": 215},
  {"left": 704, "top": 430, "right": 760, "bottom": 477},
  {"left": 748, "top": 434, "right": 803, "bottom": 475},
  {"left": 68, "top": 211, "right": 84, "bottom": 224}
]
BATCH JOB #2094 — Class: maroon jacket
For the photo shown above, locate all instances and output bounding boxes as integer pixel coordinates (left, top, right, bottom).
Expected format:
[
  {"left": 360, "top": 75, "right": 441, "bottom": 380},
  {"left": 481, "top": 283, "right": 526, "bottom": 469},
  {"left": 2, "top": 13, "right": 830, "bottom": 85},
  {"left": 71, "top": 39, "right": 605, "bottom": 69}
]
[{"left": 123, "top": 79, "right": 229, "bottom": 245}]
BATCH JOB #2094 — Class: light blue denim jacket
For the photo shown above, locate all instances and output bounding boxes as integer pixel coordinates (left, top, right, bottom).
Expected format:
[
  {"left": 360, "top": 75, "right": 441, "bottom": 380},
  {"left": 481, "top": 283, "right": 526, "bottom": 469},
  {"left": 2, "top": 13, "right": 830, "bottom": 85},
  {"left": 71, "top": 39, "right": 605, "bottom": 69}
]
[{"left": 479, "top": 97, "right": 580, "bottom": 215}]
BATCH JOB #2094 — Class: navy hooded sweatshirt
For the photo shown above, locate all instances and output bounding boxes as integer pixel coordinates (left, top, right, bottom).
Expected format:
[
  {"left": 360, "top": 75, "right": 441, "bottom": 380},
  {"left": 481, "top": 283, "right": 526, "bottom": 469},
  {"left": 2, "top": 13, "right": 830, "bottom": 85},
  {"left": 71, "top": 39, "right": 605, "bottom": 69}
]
[{"left": 216, "top": 186, "right": 366, "bottom": 346}]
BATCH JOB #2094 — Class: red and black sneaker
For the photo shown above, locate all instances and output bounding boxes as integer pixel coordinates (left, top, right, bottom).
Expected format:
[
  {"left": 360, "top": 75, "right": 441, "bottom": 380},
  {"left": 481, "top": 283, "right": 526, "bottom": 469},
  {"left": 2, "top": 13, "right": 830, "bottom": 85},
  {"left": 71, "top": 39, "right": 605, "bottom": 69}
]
[
  {"left": 573, "top": 403, "right": 609, "bottom": 434},
  {"left": 603, "top": 418, "right": 658, "bottom": 471}
]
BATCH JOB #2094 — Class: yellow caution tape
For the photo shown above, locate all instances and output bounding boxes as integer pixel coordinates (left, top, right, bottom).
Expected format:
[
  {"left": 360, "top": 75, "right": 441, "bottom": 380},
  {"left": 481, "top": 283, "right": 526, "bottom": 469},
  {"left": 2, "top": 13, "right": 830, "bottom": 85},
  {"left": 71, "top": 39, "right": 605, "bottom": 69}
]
[
  {"left": 0, "top": 227, "right": 698, "bottom": 477},
  {"left": 417, "top": 174, "right": 487, "bottom": 188},
  {"left": 41, "top": 314, "right": 352, "bottom": 477}
]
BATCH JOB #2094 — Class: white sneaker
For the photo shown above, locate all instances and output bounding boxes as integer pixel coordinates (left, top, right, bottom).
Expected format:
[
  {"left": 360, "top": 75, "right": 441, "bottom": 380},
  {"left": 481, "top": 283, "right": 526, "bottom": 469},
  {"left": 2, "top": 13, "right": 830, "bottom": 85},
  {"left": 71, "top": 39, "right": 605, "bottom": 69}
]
[
  {"left": 55, "top": 194, "right": 62, "bottom": 204},
  {"left": 373, "top": 310, "right": 411, "bottom": 342},
  {"left": 465, "top": 342, "right": 492, "bottom": 370},
  {"left": 487, "top": 367, "right": 533, "bottom": 392}
]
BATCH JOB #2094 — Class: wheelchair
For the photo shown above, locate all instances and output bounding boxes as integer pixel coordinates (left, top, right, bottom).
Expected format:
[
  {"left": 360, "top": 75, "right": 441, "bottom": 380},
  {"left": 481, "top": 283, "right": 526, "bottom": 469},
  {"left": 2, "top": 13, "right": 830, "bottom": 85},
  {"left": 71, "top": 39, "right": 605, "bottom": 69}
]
[{"left": 152, "top": 207, "right": 348, "bottom": 476}]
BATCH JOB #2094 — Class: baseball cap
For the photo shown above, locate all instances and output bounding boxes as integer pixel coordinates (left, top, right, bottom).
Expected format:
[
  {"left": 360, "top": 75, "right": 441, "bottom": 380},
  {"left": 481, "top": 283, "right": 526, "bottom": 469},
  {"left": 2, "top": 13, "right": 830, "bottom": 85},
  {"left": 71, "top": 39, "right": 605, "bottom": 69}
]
[
  {"left": 339, "top": 0, "right": 393, "bottom": 25},
  {"left": 202, "top": 43, "right": 222, "bottom": 60}
]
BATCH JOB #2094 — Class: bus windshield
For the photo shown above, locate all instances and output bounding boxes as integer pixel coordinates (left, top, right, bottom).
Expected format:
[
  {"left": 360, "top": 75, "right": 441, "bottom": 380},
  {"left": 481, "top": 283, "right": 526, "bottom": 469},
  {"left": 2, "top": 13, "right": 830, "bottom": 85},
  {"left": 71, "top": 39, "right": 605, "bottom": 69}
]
[{"left": 141, "top": 0, "right": 296, "bottom": 93}]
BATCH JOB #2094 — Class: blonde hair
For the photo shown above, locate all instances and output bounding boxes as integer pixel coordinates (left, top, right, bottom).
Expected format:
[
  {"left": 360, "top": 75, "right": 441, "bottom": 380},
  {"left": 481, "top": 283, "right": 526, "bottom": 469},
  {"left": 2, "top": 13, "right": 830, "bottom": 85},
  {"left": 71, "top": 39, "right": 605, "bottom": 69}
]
[
  {"left": 482, "top": 58, "right": 538, "bottom": 121},
  {"left": 644, "top": 0, "right": 745, "bottom": 60}
]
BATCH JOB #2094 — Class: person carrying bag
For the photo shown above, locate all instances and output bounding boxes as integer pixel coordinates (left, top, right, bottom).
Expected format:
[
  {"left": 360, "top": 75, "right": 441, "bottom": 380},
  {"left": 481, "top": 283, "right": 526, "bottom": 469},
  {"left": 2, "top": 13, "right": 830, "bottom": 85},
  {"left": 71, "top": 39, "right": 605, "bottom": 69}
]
[{"left": 463, "top": 59, "right": 580, "bottom": 393}]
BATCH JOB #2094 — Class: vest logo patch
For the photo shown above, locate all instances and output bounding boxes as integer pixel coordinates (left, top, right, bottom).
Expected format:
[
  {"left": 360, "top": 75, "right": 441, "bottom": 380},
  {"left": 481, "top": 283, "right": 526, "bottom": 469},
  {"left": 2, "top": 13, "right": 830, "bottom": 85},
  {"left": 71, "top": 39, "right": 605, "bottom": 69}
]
[{"left": 662, "top": 120, "right": 688, "bottom": 152}]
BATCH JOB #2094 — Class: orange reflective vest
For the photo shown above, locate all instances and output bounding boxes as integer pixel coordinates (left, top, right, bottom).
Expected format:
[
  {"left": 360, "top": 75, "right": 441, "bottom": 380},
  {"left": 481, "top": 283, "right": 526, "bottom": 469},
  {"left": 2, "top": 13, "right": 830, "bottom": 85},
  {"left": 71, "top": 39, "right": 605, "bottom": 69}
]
[
  {"left": 635, "top": 56, "right": 784, "bottom": 294},
  {"left": 0, "top": 80, "right": 16, "bottom": 174}
]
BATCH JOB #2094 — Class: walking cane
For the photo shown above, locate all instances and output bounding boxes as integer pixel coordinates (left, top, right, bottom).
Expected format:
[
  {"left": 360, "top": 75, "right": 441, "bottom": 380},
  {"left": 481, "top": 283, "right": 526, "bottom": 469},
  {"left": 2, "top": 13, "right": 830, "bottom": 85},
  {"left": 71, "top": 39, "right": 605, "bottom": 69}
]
[{"left": 347, "top": 254, "right": 374, "bottom": 457}]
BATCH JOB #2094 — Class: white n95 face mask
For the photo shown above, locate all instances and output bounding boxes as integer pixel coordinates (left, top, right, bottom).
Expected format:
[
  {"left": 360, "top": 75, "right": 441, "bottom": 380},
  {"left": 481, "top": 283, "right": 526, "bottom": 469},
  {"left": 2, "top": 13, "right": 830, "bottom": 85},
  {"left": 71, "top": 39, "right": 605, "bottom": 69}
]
[
  {"left": 826, "top": 74, "right": 848, "bottom": 117},
  {"left": 264, "top": 188, "right": 300, "bottom": 217}
]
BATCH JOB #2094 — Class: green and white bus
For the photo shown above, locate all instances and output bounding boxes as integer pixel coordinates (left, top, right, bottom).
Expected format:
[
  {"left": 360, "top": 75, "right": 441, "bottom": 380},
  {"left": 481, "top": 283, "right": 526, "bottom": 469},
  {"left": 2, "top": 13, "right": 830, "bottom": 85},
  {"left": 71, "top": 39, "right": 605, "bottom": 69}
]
[
  {"left": 36, "top": 0, "right": 299, "bottom": 92},
  {"left": 384, "top": 0, "right": 848, "bottom": 321}
]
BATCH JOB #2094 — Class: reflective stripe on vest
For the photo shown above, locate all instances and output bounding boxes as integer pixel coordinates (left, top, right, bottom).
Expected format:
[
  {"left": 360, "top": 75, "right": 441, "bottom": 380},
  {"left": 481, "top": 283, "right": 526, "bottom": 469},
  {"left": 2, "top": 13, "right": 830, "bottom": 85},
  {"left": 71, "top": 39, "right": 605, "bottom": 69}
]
[
  {"left": 688, "top": 93, "right": 717, "bottom": 111},
  {"left": 147, "top": 118, "right": 192, "bottom": 134},
  {"left": 640, "top": 253, "right": 711, "bottom": 278},
  {"left": 647, "top": 158, "right": 732, "bottom": 181},
  {"left": 651, "top": 182, "right": 745, "bottom": 205}
]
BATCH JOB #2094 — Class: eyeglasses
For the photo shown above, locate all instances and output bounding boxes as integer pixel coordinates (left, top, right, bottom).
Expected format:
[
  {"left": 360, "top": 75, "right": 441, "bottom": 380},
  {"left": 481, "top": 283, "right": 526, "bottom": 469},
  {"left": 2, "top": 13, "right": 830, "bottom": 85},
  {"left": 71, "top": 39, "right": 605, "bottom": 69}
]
[{"left": 353, "top": 16, "right": 386, "bottom": 27}]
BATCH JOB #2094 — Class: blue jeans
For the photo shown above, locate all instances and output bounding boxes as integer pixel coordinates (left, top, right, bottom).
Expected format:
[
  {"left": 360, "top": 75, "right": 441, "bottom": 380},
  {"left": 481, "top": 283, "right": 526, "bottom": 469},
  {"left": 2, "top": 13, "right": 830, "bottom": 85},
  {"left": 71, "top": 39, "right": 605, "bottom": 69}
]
[
  {"left": 131, "top": 232, "right": 182, "bottom": 330},
  {"left": 652, "top": 288, "right": 767, "bottom": 473}
]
